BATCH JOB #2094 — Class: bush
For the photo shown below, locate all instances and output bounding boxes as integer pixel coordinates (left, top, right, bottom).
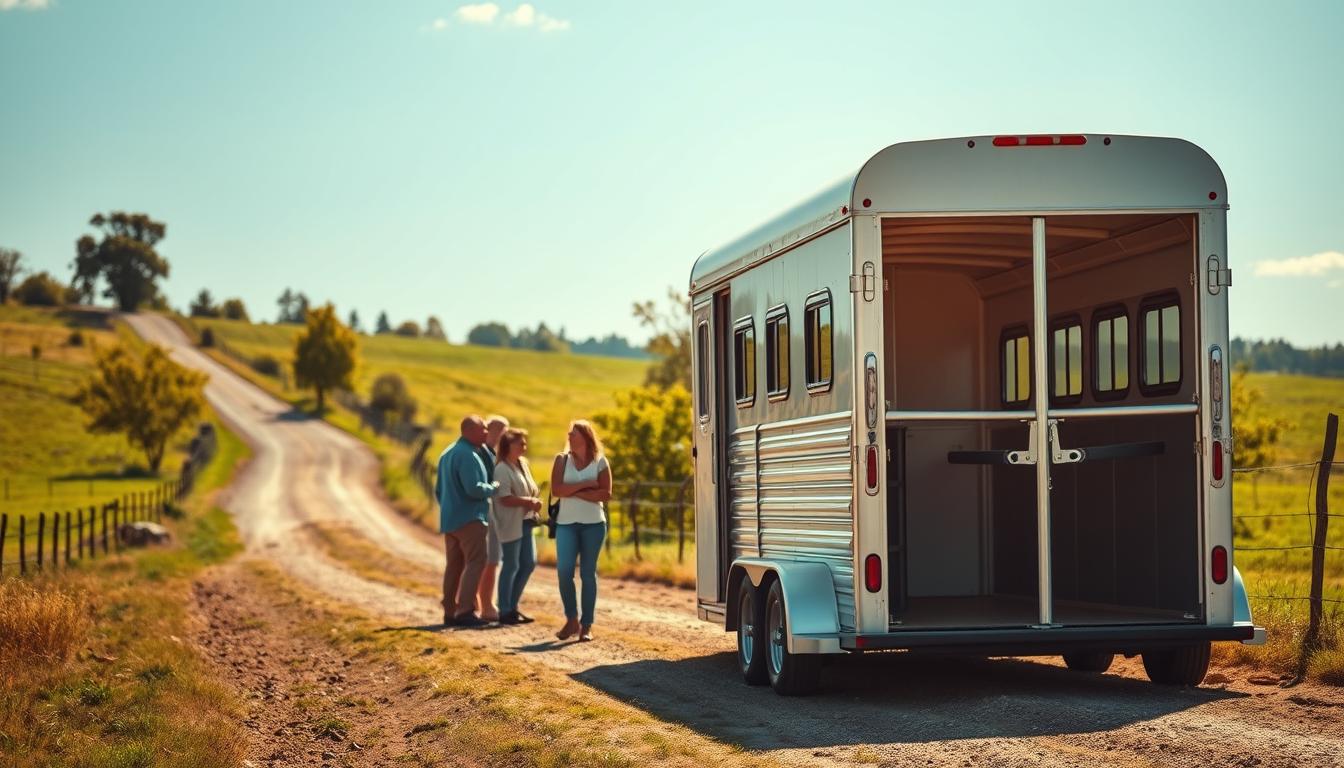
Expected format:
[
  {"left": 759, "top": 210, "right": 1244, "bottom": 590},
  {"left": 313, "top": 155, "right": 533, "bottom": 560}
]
[
  {"left": 251, "top": 354, "right": 282, "bottom": 377},
  {"left": 0, "top": 581, "right": 89, "bottom": 665},
  {"left": 369, "top": 372, "right": 417, "bottom": 424},
  {"left": 199, "top": 327, "right": 216, "bottom": 348},
  {"left": 221, "top": 298, "right": 249, "bottom": 321},
  {"left": 394, "top": 321, "right": 421, "bottom": 338},
  {"left": 13, "top": 271, "right": 67, "bottom": 307}
]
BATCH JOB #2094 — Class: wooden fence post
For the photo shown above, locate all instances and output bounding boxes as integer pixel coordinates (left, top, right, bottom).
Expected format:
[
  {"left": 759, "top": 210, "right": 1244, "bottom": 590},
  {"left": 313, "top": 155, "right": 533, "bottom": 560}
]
[
  {"left": 19, "top": 515, "right": 26, "bottom": 574},
  {"left": 87, "top": 507, "right": 96, "bottom": 559},
  {"left": 102, "top": 506, "right": 109, "bottom": 554},
  {"left": 0, "top": 513, "right": 6, "bottom": 572},
  {"left": 37, "top": 512, "right": 44, "bottom": 570},
  {"left": 676, "top": 479, "right": 690, "bottom": 564},
  {"left": 65, "top": 510, "right": 71, "bottom": 564},
  {"left": 1295, "top": 412, "right": 1338, "bottom": 684},
  {"left": 628, "top": 482, "right": 642, "bottom": 562},
  {"left": 112, "top": 504, "right": 119, "bottom": 553},
  {"left": 78, "top": 509, "right": 85, "bottom": 558},
  {"left": 51, "top": 511, "right": 58, "bottom": 568}
]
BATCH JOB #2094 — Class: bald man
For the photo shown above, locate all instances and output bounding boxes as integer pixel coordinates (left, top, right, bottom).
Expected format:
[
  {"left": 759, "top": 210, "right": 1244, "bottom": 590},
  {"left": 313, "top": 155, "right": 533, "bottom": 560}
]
[{"left": 435, "top": 414, "right": 499, "bottom": 627}]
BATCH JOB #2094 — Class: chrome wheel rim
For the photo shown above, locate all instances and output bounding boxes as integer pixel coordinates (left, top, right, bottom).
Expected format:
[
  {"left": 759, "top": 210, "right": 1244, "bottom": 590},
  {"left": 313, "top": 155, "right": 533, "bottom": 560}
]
[
  {"left": 768, "top": 599, "right": 785, "bottom": 676},
  {"left": 738, "top": 592, "right": 754, "bottom": 666}
]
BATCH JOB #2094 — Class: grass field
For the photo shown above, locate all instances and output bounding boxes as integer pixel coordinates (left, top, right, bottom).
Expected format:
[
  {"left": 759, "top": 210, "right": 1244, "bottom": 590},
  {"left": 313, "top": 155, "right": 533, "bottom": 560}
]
[{"left": 0, "top": 306, "right": 198, "bottom": 527}]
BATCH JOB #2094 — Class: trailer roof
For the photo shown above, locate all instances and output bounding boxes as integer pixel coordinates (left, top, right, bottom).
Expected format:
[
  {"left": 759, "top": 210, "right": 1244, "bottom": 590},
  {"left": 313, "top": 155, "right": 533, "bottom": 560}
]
[{"left": 689, "top": 134, "right": 1226, "bottom": 294}]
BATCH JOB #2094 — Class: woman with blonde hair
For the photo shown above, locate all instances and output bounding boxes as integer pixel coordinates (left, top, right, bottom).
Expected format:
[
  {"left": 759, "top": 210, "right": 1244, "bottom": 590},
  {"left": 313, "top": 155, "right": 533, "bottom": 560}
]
[
  {"left": 493, "top": 428, "right": 542, "bottom": 624},
  {"left": 550, "top": 419, "right": 612, "bottom": 641}
]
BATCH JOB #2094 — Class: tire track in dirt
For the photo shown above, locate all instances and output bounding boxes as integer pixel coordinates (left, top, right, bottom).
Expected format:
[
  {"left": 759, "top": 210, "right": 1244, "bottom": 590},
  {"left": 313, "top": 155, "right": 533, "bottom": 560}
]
[{"left": 126, "top": 313, "right": 1344, "bottom": 767}]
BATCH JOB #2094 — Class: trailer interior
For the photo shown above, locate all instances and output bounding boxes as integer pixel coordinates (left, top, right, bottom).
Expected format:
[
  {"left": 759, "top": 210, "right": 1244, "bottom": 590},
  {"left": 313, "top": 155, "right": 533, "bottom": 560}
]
[{"left": 881, "top": 214, "right": 1203, "bottom": 630}]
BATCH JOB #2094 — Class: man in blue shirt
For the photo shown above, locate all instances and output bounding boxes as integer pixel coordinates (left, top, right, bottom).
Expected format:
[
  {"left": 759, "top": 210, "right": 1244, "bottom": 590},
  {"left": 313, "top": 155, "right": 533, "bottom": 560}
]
[{"left": 437, "top": 414, "right": 499, "bottom": 627}]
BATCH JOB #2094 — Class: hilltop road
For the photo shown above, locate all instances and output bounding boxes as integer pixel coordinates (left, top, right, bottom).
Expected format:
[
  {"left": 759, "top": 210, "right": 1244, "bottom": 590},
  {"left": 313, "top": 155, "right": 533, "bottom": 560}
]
[{"left": 126, "top": 312, "right": 1344, "bottom": 768}]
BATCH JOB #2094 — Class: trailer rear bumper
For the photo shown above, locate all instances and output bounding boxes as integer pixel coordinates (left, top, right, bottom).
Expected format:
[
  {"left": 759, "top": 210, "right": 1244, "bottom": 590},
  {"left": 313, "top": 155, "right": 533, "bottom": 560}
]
[{"left": 837, "top": 622, "right": 1260, "bottom": 655}]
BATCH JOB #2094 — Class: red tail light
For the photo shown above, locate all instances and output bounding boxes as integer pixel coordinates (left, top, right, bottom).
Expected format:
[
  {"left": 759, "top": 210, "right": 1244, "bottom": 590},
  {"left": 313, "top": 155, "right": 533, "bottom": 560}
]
[
  {"left": 1212, "top": 439, "right": 1224, "bottom": 482},
  {"left": 865, "top": 444, "right": 879, "bottom": 494},
  {"left": 1211, "top": 545, "right": 1228, "bottom": 585},
  {"left": 993, "top": 134, "right": 1087, "bottom": 147},
  {"left": 864, "top": 554, "right": 882, "bottom": 593},
  {"left": 993, "top": 136, "right": 1020, "bottom": 147}
]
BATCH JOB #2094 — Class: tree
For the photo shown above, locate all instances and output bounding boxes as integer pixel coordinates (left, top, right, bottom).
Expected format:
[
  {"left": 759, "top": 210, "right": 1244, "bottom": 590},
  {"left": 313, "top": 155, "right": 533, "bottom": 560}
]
[
  {"left": 1230, "top": 363, "right": 1291, "bottom": 508},
  {"left": 348, "top": 309, "right": 362, "bottom": 334},
  {"left": 369, "top": 372, "right": 417, "bottom": 426},
  {"left": 513, "top": 322, "right": 568, "bottom": 353},
  {"left": 593, "top": 384, "right": 694, "bottom": 535},
  {"left": 635, "top": 287, "right": 691, "bottom": 390},
  {"left": 375, "top": 311, "right": 392, "bottom": 335},
  {"left": 189, "top": 288, "right": 220, "bottom": 318},
  {"left": 71, "top": 212, "right": 170, "bottom": 311},
  {"left": 425, "top": 315, "right": 447, "bottom": 341},
  {"left": 0, "top": 248, "right": 21, "bottom": 304},
  {"left": 467, "top": 322, "right": 511, "bottom": 347},
  {"left": 276, "top": 288, "right": 310, "bottom": 324},
  {"left": 73, "top": 344, "right": 206, "bottom": 472},
  {"left": 293, "top": 303, "right": 358, "bottom": 412},
  {"left": 14, "top": 271, "right": 67, "bottom": 306},
  {"left": 394, "top": 320, "right": 421, "bottom": 338},
  {"left": 221, "top": 298, "right": 249, "bottom": 321}
]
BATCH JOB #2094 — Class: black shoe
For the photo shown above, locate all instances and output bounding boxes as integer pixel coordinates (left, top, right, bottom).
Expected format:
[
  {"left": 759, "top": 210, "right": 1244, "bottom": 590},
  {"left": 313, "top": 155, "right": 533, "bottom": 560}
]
[
  {"left": 453, "top": 613, "right": 488, "bottom": 628},
  {"left": 443, "top": 610, "right": 452, "bottom": 627},
  {"left": 515, "top": 611, "right": 535, "bottom": 624},
  {"left": 499, "top": 611, "right": 523, "bottom": 625}
]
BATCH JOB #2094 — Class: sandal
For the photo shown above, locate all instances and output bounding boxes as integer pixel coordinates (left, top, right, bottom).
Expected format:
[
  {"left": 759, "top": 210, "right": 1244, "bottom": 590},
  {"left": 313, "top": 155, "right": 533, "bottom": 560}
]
[
  {"left": 579, "top": 625, "right": 593, "bottom": 642},
  {"left": 556, "top": 618, "right": 581, "bottom": 640}
]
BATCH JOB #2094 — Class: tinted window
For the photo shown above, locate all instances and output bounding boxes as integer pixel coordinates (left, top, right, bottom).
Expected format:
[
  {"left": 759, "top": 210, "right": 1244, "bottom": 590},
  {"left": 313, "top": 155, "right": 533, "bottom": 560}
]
[
  {"left": 1141, "top": 296, "right": 1181, "bottom": 394},
  {"left": 696, "top": 321, "right": 710, "bottom": 419},
  {"left": 804, "top": 293, "right": 832, "bottom": 391},
  {"left": 766, "top": 308, "right": 789, "bottom": 399},
  {"left": 1002, "top": 330, "right": 1030, "bottom": 405},
  {"left": 733, "top": 321, "right": 755, "bottom": 406},
  {"left": 1094, "top": 308, "right": 1129, "bottom": 398},
  {"left": 1051, "top": 320, "right": 1083, "bottom": 402}
]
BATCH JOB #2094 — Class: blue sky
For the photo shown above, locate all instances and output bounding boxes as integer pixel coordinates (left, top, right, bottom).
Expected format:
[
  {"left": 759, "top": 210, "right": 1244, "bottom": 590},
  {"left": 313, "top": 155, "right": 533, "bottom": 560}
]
[{"left": 2, "top": 1, "right": 1341, "bottom": 345}]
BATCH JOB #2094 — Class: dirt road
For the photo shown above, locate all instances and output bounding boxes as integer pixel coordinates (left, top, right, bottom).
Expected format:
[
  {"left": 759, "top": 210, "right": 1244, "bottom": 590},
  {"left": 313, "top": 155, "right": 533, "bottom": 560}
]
[{"left": 126, "top": 313, "right": 1344, "bottom": 767}]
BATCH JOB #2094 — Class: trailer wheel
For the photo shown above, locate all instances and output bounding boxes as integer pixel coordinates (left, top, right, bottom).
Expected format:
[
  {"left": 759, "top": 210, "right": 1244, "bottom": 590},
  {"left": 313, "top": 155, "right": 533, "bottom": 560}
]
[
  {"left": 1141, "top": 642, "right": 1211, "bottom": 686},
  {"left": 764, "top": 579, "right": 821, "bottom": 696},
  {"left": 1062, "top": 652, "right": 1114, "bottom": 673},
  {"left": 736, "top": 578, "right": 768, "bottom": 685}
]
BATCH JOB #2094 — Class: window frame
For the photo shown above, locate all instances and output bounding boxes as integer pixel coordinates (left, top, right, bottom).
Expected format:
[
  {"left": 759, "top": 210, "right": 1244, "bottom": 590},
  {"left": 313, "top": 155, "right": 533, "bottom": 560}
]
[
  {"left": 1138, "top": 291, "right": 1183, "bottom": 397},
  {"left": 695, "top": 320, "right": 711, "bottom": 422},
  {"left": 803, "top": 290, "right": 834, "bottom": 394},
  {"left": 1091, "top": 304, "right": 1130, "bottom": 402},
  {"left": 1000, "top": 324, "right": 1032, "bottom": 407},
  {"left": 765, "top": 304, "right": 790, "bottom": 402},
  {"left": 732, "top": 316, "right": 756, "bottom": 408},
  {"left": 1047, "top": 314, "right": 1085, "bottom": 406}
]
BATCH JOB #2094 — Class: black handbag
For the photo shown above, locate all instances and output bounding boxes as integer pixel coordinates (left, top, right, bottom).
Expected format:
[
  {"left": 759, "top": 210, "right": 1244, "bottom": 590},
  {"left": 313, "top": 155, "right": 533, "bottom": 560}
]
[{"left": 545, "top": 454, "right": 566, "bottom": 539}]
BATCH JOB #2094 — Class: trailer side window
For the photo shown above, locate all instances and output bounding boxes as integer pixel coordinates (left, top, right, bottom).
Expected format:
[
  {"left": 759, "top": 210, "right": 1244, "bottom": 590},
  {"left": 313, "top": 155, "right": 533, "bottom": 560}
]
[
  {"left": 765, "top": 306, "right": 789, "bottom": 400},
  {"left": 733, "top": 319, "right": 756, "bottom": 407},
  {"left": 804, "top": 292, "right": 832, "bottom": 393},
  {"left": 1001, "top": 327, "right": 1030, "bottom": 405},
  {"left": 1093, "top": 305, "right": 1129, "bottom": 400},
  {"left": 695, "top": 320, "right": 710, "bottom": 421},
  {"left": 1049, "top": 317, "right": 1083, "bottom": 404},
  {"left": 1140, "top": 294, "right": 1181, "bottom": 396}
]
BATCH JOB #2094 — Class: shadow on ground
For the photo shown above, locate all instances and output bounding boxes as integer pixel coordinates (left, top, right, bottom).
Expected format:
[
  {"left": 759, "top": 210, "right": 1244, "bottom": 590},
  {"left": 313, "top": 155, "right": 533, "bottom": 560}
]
[{"left": 572, "top": 652, "right": 1245, "bottom": 748}]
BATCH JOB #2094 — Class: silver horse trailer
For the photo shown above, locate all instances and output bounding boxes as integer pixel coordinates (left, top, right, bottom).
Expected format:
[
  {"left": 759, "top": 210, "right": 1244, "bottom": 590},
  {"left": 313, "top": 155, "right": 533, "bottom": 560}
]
[{"left": 689, "top": 134, "right": 1266, "bottom": 696}]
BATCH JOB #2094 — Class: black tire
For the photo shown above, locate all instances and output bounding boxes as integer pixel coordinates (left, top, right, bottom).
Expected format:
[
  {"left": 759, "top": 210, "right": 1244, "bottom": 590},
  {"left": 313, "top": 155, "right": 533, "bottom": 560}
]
[
  {"left": 1062, "top": 652, "right": 1114, "bottom": 673},
  {"left": 1141, "top": 642, "right": 1211, "bottom": 686},
  {"left": 736, "top": 578, "right": 768, "bottom": 686},
  {"left": 764, "top": 579, "right": 822, "bottom": 696}
]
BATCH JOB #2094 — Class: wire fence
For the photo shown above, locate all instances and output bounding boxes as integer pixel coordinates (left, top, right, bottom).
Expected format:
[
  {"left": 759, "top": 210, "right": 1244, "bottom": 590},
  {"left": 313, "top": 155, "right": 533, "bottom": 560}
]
[{"left": 0, "top": 425, "right": 218, "bottom": 576}]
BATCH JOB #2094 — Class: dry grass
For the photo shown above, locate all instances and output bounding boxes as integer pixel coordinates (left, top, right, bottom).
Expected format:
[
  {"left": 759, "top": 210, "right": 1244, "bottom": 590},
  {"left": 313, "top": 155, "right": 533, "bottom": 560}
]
[
  {"left": 0, "top": 580, "right": 89, "bottom": 665},
  {"left": 536, "top": 537, "right": 697, "bottom": 590}
]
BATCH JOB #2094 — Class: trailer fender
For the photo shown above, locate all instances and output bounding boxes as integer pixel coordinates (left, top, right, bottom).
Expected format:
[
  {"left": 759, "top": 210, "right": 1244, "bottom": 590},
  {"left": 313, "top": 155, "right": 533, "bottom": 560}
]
[
  {"left": 1231, "top": 565, "right": 1267, "bottom": 644},
  {"left": 725, "top": 558, "right": 842, "bottom": 654}
]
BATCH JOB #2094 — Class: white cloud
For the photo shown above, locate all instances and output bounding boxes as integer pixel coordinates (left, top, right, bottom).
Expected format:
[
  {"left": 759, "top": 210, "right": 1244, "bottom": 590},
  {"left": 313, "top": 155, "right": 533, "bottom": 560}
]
[
  {"left": 431, "top": 17, "right": 450, "bottom": 31},
  {"left": 0, "top": 0, "right": 51, "bottom": 10},
  {"left": 1253, "top": 251, "right": 1344, "bottom": 277},
  {"left": 538, "top": 14, "right": 571, "bottom": 32},
  {"left": 503, "top": 3, "right": 535, "bottom": 26},
  {"left": 455, "top": 3, "right": 500, "bottom": 24}
]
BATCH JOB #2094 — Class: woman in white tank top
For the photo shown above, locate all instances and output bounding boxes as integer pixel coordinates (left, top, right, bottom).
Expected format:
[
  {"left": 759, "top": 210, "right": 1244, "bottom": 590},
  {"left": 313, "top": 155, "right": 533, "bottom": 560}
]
[{"left": 550, "top": 420, "right": 612, "bottom": 641}]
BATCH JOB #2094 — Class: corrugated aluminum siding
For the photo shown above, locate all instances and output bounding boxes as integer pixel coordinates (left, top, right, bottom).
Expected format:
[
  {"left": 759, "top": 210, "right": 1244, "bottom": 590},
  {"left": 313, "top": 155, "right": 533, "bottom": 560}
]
[{"left": 728, "top": 412, "right": 856, "bottom": 631}]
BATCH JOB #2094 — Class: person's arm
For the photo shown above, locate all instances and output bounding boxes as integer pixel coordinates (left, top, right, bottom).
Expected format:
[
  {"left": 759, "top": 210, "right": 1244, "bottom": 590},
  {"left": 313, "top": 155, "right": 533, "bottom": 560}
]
[
  {"left": 550, "top": 454, "right": 595, "bottom": 497},
  {"left": 572, "top": 460, "right": 612, "bottom": 503},
  {"left": 456, "top": 451, "right": 497, "bottom": 500},
  {"left": 493, "top": 464, "right": 532, "bottom": 508}
]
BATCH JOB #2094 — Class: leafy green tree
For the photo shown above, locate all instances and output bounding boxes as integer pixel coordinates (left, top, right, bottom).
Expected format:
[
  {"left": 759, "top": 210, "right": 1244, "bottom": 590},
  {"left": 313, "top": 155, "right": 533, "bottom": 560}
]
[
  {"left": 74, "top": 344, "right": 206, "bottom": 472},
  {"left": 394, "top": 320, "right": 421, "bottom": 338},
  {"left": 0, "top": 248, "right": 21, "bottom": 304},
  {"left": 593, "top": 384, "right": 694, "bottom": 534},
  {"left": 635, "top": 287, "right": 691, "bottom": 390},
  {"left": 467, "top": 322, "right": 511, "bottom": 347},
  {"left": 221, "top": 298, "right": 249, "bottom": 321},
  {"left": 347, "top": 309, "right": 362, "bottom": 334},
  {"left": 189, "top": 288, "right": 220, "bottom": 318},
  {"left": 14, "top": 271, "right": 67, "bottom": 306},
  {"left": 375, "top": 311, "right": 392, "bottom": 334},
  {"left": 425, "top": 315, "right": 447, "bottom": 341},
  {"left": 1231, "top": 363, "right": 1291, "bottom": 508},
  {"left": 276, "top": 288, "right": 310, "bottom": 324},
  {"left": 71, "top": 212, "right": 170, "bottom": 311},
  {"left": 293, "top": 303, "right": 358, "bottom": 412},
  {"left": 513, "top": 322, "right": 568, "bottom": 353},
  {"left": 369, "top": 372, "right": 417, "bottom": 426}
]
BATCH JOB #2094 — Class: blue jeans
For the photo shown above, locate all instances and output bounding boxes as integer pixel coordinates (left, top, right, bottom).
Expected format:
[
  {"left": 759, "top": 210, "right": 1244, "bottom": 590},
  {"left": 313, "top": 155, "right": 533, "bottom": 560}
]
[
  {"left": 497, "top": 527, "right": 537, "bottom": 614},
  {"left": 555, "top": 521, "right": 606, "bottom": 625}
]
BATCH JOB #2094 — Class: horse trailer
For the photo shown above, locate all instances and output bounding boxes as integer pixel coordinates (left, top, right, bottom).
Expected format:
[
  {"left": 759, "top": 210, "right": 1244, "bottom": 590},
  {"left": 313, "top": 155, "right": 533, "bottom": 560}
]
[{"left": 689, "top": 134, "right": 1266, "bottom": 695}]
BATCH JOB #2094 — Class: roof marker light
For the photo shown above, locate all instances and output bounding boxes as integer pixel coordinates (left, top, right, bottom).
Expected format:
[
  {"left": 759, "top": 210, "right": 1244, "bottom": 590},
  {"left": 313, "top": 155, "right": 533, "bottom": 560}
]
[
  {"left": 862, "top": 198, "right": 872, "bottom": 208},
  {"left": 993, "top": 136, "right": 1020, "bottom": 147},
  {"left": 994, "top": 135, "right": 1087, "bottom": 147},
  {"left": 1209, "top": 191, "right": 1218, "bottom": 200}
]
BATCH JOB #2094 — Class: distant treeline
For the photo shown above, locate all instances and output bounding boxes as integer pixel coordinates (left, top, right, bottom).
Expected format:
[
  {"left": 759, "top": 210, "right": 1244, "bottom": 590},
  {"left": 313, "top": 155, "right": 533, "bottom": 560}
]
[
  {"left": 1230, "top": 337, "right": 1344, "bottom": 377},
  {"left": 467, "top": 322, "right": 649, "bottom": 360}
]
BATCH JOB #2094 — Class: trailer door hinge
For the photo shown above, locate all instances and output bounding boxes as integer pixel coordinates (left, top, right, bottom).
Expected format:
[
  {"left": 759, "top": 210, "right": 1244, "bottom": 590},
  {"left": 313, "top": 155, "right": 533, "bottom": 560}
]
[
  {"left": 1207, "top": 254, "right": 1232, "bottom": 294},
  {"left": 850, "top": 263, "right": 877, "bottom": 301}
]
